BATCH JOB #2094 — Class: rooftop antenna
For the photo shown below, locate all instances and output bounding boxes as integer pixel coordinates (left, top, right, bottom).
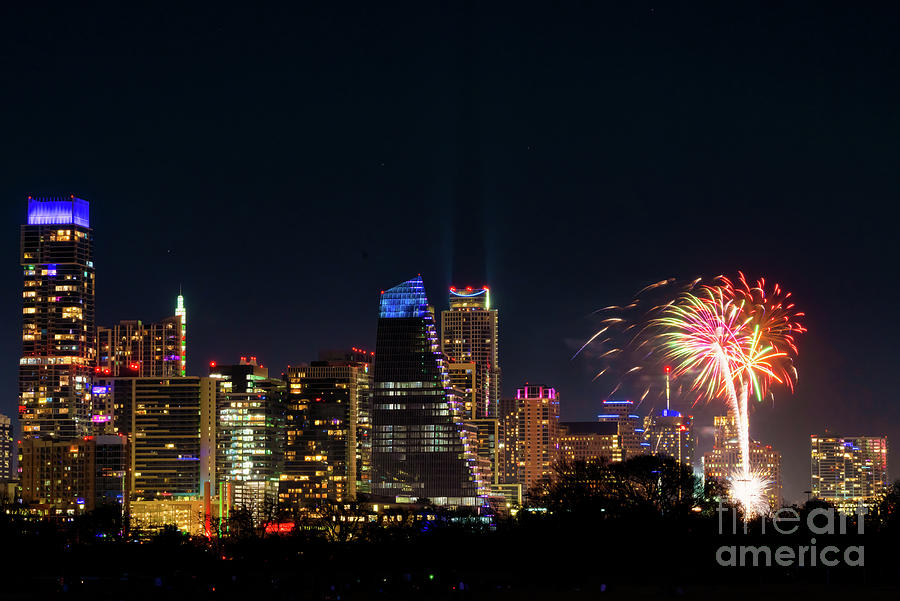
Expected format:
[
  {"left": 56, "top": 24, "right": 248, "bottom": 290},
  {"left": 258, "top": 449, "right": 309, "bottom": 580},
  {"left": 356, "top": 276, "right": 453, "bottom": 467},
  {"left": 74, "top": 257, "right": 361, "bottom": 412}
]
[{"left": 664, "top": 365, "right": 671, "bottom": 411}]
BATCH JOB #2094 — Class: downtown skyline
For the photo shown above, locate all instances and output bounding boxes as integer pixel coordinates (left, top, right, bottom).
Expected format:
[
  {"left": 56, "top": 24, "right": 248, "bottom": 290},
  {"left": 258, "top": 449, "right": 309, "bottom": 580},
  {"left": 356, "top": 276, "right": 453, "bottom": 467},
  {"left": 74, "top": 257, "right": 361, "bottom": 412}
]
[{"left": 3, "top": 3, "right": 900, "bottom": 506}]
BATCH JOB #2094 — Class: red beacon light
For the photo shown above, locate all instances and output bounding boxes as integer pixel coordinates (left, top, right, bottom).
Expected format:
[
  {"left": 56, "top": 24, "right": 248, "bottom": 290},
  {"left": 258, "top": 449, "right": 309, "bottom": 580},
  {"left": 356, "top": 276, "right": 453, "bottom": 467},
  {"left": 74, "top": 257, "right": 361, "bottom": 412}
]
[
  {"left": 209, "top": 361, "right": 217, "bottom": 368},
  {"left": 664, "top": 366, "right": 671, "bottom": 374},
  {"left": 466, "top": 286, "right": 473, "bottom": 291},
  {"left": 128, "top": 362, "right": 140, "bottom": 371},
  {"left": 449, "top": 287, "right": 456, "bottom": 292}
]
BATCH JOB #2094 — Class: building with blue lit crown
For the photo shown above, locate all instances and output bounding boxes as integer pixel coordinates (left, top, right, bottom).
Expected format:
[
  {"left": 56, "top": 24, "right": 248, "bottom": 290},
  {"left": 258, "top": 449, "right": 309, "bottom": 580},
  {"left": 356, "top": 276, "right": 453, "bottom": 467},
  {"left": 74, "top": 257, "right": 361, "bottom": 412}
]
[
  {"left": 19, "top": 196, "right": 96, "bottom": 440},
  {"left": 372, "top": 276, "right": 481, "bottom": 506}
]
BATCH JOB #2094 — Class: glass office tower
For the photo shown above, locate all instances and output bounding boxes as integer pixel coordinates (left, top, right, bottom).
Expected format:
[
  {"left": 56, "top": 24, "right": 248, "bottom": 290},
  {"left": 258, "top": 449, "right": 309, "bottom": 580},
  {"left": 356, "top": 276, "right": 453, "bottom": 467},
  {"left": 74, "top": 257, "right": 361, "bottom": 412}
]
[{"left": 372, "top": 276, "right": 479, "bottom": 506}]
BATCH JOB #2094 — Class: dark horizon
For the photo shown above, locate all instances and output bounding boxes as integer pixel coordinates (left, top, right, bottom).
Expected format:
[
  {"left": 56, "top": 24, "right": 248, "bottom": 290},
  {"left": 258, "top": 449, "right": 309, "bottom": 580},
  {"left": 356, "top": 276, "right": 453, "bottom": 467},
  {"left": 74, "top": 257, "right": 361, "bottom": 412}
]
[{"left": 3, "top": 3, "right": 900, "bottom": 504}]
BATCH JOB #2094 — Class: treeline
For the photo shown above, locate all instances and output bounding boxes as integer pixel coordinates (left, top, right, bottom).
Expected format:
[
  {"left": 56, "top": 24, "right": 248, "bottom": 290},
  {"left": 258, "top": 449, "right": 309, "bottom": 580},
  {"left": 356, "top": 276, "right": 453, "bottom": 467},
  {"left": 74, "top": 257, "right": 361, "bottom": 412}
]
[{"left": 4, "top": 456, "right": 900, "bottom": 598}]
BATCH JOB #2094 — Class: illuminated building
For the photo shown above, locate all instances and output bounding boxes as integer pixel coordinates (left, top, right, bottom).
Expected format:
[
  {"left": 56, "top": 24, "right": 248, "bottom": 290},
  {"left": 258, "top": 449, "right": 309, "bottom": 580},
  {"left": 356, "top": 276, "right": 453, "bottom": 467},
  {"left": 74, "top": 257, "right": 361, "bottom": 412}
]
[
  {"left": 811, "top": 435, "right": 888, "bottom": 512},
  {"left": 447, "top": 362, "right": 477, "bottom": 418},
  {"left": 559, "top": 421, "right": 621, "bottom": 463},
  {"left": 514, "top": 384, "right": 560, "bottom": 492},
  {"left": 703, "top": 414, "right": 783, "bottom": 509},
  {"left": 210, "top": 357, "right": 286, "bottom": 517},
  {"left": 463, "top": 417, "right": 499, "bottom": 485},
  {"left": 441, "top": 286, "right": 500, "bottom": 418},
  {"left": 497, "top": 396, "right": 521, "bottom": 484},
  {"left": 319, "top": 347, "right": 375, "bottom": 494},
  {"left": 95, "top": 377, "right": 216, "bottom": 501},
  {"left": 281, "top": 352, "right": 372, "bottom": 505},
  {"left": 372, "top": 276, "right": 480, "bottom": 506},
  {"left": 597, "top": 399, "right": 647, "bottom": 459},
  {"left": 0, "top": 414, "right": 13, "bottom": 481},
  {"left": 643, "top": 409, "right": 695, "bottom": 468},
  {"left": 19, "top": 434, "right": 125, "bottom": 513},
  {"left": 175, "top": 293, "right": 187, "bottom": 376},
  {"left": 97, "top": 314, "right": 182, "bottom": 377},
  {"left": 130, "top": 496, "right": 226, "bottom": 536},
  {"left": 19, "top": 196, "right": 96, "bottom": 440}
]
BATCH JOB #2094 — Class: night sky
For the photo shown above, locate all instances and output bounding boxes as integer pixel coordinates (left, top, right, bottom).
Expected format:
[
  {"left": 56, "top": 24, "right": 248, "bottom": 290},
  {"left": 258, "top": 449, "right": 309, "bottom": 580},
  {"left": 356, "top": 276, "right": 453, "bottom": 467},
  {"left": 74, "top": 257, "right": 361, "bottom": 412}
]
[{"left": 2, "top": 3, "right": 898, "bottom": 503}]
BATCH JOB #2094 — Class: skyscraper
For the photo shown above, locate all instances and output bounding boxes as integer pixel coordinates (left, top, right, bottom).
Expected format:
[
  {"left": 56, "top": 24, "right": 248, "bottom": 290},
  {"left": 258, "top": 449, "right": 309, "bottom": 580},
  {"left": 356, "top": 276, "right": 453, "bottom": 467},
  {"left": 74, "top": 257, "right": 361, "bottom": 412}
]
[
  {"left": 280, "top": 354, "right": 370, "bottom": 505},
  {"left": 514, "top": 384, "right": 560, "bottom": 493},
  {"left": 597, "top": 399, "right": 647, "bottom": 460},
  {"left": 703, "top": 413, "right": 783, "bottom": 510},
  {"left": 644, "top": 409, "right": 695, "bottom": 468},
  {"left": 0, "top": 414, "right": 13, "bottom": 482},
  {"left": 95, "top": 377, "right": 216, "bottom": 501},
  {"left": 19, "top": 196, "right": 96, "bottom": 439},
  {"left": 558, "top": 421, "right": 621, "bottom": 464},
  {"left": 210, "top": 357, "right": 286, "bottom": 516},
  {"left": 811, "top": 435, "right": 888, "bottom": 512},
  {"left": 372, "top": 276, "right": 480, "bottom": 506},
  {"left": 441, "top": 286, "right": 500, "bottom": 418},
  {"left": 97, "top": 314, "right": 182, "bottom": 377},
  {"left": 175, "top": 293, "right": 187, "bottom": 376}
]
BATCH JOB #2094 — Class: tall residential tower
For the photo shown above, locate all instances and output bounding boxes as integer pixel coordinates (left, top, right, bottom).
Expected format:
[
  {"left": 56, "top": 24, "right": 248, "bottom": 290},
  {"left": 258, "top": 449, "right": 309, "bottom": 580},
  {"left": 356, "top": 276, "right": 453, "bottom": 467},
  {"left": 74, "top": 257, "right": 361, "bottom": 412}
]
[
  {"left": 19, "top": 196, "right": 96, "bottom": 439},
  {"left": 441, "top": 286, "right": 500, "bottom": 418}
]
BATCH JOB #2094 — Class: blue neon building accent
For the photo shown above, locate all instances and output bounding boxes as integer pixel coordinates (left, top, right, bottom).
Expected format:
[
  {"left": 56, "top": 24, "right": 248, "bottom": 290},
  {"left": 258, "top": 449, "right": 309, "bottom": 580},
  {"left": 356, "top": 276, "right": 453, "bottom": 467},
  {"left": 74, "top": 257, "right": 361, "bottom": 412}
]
[
  {"left": 379, "top": 275, "right": 430, "bottom": 319},
  {"left": 27, "top": 197, "right": 90, "bottom": 227},
  {"left": 661, "top": 409, "right": 682, "bottom": 417},
  {"left": 603, "top": 400, "right": 633, "bottom": 405},
  {"left": 449, "top": 288, "right": 488, "bottom": 297}
]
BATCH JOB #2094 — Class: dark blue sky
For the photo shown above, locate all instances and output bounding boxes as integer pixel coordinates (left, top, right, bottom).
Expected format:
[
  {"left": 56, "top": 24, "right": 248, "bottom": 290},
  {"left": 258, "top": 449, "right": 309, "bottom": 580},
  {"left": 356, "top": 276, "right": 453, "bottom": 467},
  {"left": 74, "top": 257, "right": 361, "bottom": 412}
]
[{"left": 2, "top": 3, "right": 898, "bottom": 502}]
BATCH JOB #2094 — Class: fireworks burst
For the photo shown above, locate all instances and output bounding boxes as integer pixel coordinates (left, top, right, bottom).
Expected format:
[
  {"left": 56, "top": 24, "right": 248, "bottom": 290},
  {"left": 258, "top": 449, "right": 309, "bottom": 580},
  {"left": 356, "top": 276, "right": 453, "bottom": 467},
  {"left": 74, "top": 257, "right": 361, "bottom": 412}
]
[{"left": 578, "top": 273, "right": 805, "bottom": 516}]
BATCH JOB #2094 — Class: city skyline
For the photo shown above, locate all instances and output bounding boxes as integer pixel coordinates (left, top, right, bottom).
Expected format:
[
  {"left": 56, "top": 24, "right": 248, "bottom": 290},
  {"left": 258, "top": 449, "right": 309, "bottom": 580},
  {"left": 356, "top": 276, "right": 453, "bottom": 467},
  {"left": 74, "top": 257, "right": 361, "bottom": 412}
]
[{"left": 3, "top": 3, "right": 900, "bottom": 507}]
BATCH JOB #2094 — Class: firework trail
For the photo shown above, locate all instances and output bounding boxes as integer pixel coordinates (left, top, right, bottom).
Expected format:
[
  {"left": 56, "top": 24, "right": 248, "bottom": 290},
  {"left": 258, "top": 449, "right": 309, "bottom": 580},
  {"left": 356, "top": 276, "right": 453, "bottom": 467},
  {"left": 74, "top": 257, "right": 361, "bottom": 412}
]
[
  {"left": 578, "top": 273, "right": 804, "bottom": 516},
  {"left": 655, "top": 275, "right": 804, "bottom": 515}
]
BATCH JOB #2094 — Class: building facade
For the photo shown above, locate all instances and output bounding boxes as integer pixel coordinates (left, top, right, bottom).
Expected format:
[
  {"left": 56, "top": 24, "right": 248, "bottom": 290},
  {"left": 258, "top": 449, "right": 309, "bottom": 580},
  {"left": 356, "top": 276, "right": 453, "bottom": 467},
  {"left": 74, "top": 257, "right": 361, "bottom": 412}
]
[
  {"left": 97, "top": 313, "right": 182, "bottom": 377},
  {"left": 441, "top": 286, "right": 500, "bottom": 419},
  {"left": 211, "top": 358, "right": 286, "bottom": 516},
  {"left": 811, "top": 435, "right": 888, "bottom": 511},
  {"left": 703, "top": 414, "right": 783, "bottom": 510},
  {"left": 19, "top": 196, "right": 96, "bottom": 440},
  {"left": 597, "top": 399, "right": 647, "bottom": 460},
  {"left": 95, "top": 377, "right": 216, "bottom": 501},
  {"left": 643, "top": 409, "right": 695, "bottom": 468},
  {"left": 558, "top": 421, "right": 621, "bottom": 464},
  {"left": 19, "top": 434, "right": 125, "bottom": 514},
  {"left": 0, "top": 414, "right": 13, "bottom": 482},
  {"left": 514, "top": 385, "right": 560, "bottom": 493},
  {"left": 372, "top": 276, "right": 480, "bottom": 506},
  {"left": 280, "top": 357, "right": 370, "bottom": 505}
]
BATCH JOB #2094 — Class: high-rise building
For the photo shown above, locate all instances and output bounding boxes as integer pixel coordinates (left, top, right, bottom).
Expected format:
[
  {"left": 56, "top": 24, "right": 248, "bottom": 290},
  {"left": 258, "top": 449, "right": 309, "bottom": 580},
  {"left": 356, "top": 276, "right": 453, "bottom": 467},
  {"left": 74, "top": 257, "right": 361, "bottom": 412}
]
[
  {"left": 441, "top": 286, "right": 500, "bottom": 418},
  {"left": 559, "top": 421, "right": 621, "bottom": 464},
  {"left": 92, "top": 377, "right": 216, "bottom": 501},
  {"left": 210, "top": 357, "right": 286, "bottom": 516},
  {"left": 372, "top": 276, "right": 480, "bottom": 506},
  {"left": 447, "top": 362, "right": 477, "bottom": 419},
  {"left": 703, "top": 414, "right": 783, "bottom": 510},
  {"left": 0, "top": 414, "right": 13, "bottom": 482},
  {"left": 497, "top": 397, "right": 521, "bottom": 485},
  {"left": 597, "top": 399, "right": 647, "bottom": 460},
  {"left": 97, "top": 314, "right": 182, "bottom": 377},
  {"left": 644, "top": 409, "right": 695, "bottom": 468},
  {"left": 281, "top": 354, "right": 371, "bottom": 505},
  {"left": 175, "top": 293, "right": 187, "bottom": 376},
  {"left": 19, "top": 196, "right": 96, "bottom": 440},
  {"left": 19, "top": 434, "right": 125, "bottom": 513},
  {"left": 514, "top": 384, "right": 560, "bottom": 493},
  {"left": 811, "top": 435, "right": 888, "bottom": 512}
]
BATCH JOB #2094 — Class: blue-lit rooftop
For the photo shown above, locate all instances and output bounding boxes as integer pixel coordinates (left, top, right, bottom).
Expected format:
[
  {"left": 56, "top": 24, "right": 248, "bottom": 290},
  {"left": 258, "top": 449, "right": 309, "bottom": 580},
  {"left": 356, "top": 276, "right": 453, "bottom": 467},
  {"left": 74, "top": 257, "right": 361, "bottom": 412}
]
[
  {"left": 27, "top": 196, "right": 90, "bottom": 227},
  {"left": 379, "top": 275, "right": 430, "bottom": 319}
]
